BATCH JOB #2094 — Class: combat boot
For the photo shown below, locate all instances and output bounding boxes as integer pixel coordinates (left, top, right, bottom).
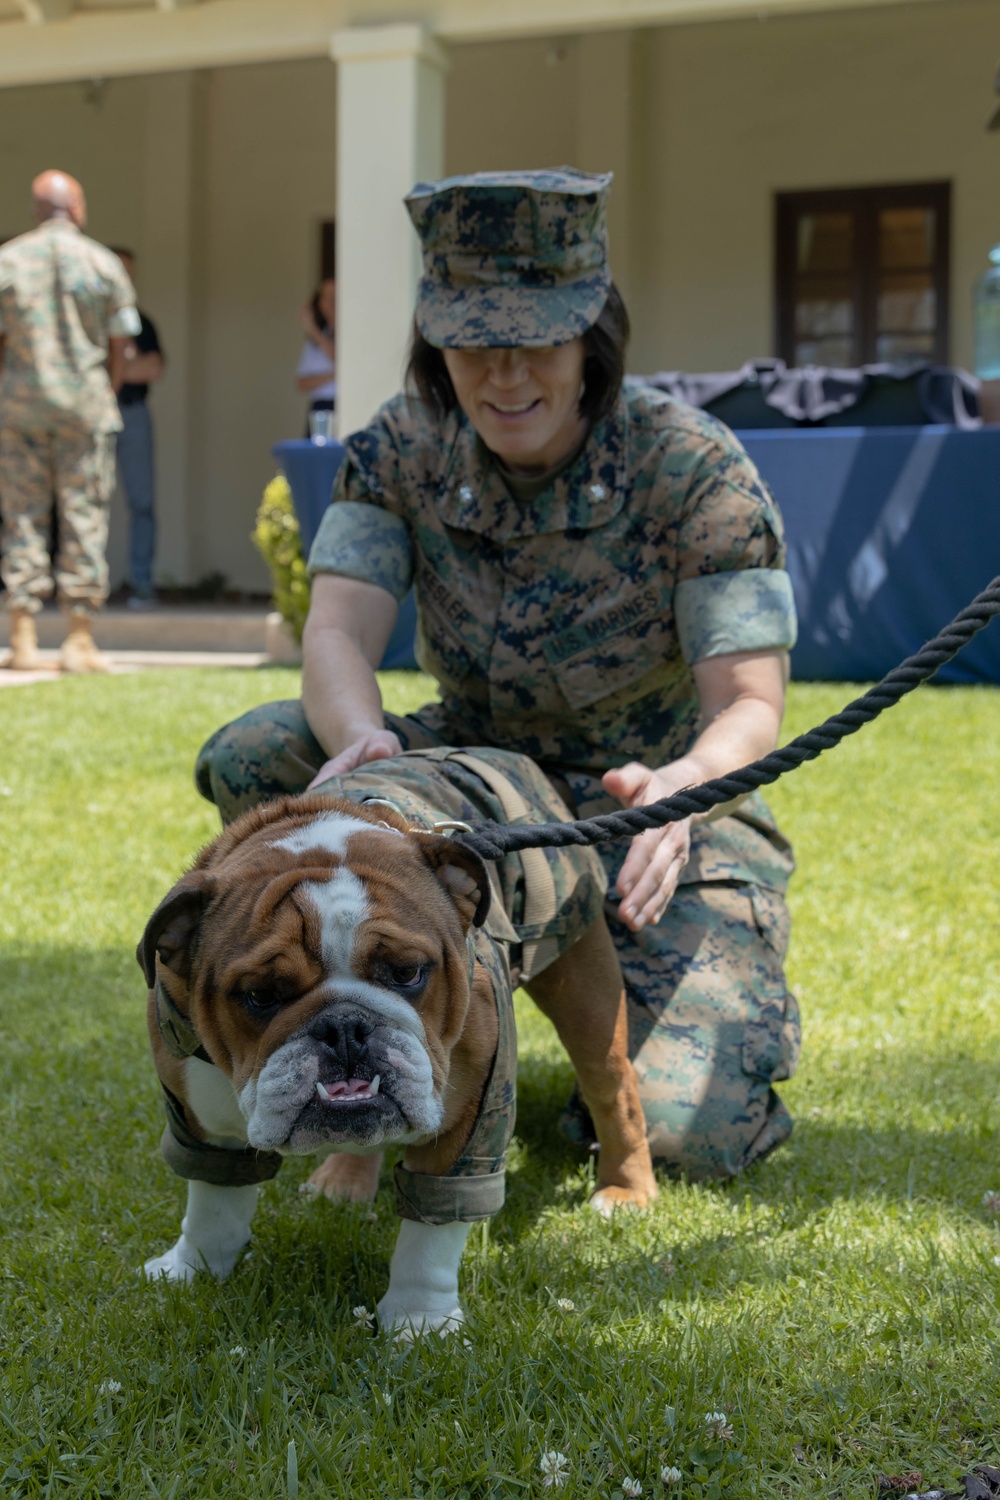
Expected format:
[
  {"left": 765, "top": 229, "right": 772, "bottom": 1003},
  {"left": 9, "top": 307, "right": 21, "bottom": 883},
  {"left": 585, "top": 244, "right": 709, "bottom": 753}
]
[
  {"left": 6, "top": 609, "right": 41, "bottom": 671},
  {"left": 60, "top": 615, "right": 110, "bottom": 674}
]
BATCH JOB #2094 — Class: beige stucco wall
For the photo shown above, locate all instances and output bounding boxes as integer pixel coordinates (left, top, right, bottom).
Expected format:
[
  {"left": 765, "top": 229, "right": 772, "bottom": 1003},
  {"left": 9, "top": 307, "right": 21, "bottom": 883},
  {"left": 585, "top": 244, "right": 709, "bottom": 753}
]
[
  {"left": 0, "top": 60, "right": 337, "bottom": 594},
  {"left": 0, "top": 1, "right": 997, "bottom": 589},
  {"left": 196, "top": 59, "right": 337, "bottom": 592},
  {"left": 626, "top": 0, "right": 1000, "bottom": 375},
  {"left": 0, "top": 75, "right": 146, "bottom": 248}
]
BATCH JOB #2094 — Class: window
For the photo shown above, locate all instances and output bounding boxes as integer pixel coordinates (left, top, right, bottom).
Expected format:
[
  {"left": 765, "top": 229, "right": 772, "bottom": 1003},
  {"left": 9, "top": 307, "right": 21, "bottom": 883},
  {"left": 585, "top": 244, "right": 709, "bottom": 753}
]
[{"left": 775, "top": 182, "right": 950, "bottom": 368}]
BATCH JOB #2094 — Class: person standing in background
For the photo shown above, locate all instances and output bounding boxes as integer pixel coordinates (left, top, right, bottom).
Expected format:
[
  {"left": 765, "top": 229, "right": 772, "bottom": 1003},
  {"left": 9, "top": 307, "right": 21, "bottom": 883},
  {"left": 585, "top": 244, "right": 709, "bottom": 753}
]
[
  {"left": 110, "top": 248, "right": 165, "bottom": 610},
  {"left": 295, "top": 278, "right": 337, "bottom": 435},
  {"left": 0, "top": 170, "right": 139, "bottom": 673}
]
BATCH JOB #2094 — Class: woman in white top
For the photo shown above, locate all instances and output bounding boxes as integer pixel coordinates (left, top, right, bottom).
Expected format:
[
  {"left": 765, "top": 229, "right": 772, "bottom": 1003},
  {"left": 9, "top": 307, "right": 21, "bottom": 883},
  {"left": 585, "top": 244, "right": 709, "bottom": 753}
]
[{"left": 296, "top": 277, "right": 337, "bottom": 433}]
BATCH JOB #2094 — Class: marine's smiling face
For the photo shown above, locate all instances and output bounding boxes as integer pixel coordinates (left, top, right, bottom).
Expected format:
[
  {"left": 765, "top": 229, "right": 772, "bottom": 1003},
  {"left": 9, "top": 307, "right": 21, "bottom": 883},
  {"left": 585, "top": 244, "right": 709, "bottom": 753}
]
[{"left": 142, "top": 800, "right": 490, "bottom": 1157}]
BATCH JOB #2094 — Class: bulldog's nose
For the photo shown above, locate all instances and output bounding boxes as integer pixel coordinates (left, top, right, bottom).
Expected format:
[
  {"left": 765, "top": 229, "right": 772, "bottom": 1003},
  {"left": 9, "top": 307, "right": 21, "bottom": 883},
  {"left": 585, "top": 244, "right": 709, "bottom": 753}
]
[{"left": 312, "top": 1014, "right": 373, "bottom": 1073}]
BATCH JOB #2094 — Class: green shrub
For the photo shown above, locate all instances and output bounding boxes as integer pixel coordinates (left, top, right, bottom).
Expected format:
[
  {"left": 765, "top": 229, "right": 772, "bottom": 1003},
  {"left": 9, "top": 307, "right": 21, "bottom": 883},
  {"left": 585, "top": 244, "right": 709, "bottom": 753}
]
[{"left": 253, "top": 475, "right": 310, "bottom": 642}]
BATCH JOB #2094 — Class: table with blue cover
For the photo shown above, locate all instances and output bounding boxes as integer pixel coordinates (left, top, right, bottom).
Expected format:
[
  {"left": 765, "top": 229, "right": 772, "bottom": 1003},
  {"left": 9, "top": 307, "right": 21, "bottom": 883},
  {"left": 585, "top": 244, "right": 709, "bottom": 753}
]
[
  {"left": 739, "top": 426, "right": 1000, "bottom": 684},
  {"left": 273, "top": 439, "right": 417, "bottom": 670},
  {"left": 275, "top": 428, "right": 1000, "bottom": 684}
]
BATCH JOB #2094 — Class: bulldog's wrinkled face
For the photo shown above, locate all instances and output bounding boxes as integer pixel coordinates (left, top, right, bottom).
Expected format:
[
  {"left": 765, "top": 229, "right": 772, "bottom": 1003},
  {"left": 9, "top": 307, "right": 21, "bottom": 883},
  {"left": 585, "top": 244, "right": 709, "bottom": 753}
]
[{"left": 139, "top": 796, "right": 490, "bottom": 1156}]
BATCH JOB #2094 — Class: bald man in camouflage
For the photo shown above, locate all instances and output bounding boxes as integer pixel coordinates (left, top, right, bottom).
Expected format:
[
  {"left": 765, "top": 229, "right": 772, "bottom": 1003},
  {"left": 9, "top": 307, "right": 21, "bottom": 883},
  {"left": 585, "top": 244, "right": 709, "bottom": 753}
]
[{"left": 0, "top": 170, "right": 140, "bottom": 672}]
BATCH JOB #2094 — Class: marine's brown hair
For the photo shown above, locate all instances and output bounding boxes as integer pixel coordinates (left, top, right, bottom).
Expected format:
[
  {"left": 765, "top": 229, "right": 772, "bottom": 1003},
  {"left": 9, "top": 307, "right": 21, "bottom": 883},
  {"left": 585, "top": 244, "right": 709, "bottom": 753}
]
[{"left": 406, "top": 281, "right": 630, "bottom": 428}]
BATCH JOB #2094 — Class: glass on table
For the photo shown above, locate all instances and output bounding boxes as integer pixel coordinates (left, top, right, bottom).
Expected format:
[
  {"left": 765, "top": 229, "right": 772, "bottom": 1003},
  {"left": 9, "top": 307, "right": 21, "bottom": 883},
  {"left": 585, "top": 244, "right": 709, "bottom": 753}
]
[{"left": 309, "top": 409, "right": 336, "bottom": 444}]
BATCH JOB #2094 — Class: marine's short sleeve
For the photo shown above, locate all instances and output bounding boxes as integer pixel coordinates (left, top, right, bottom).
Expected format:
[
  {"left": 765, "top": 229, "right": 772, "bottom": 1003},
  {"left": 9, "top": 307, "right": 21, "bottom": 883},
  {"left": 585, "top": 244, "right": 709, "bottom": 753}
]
[
  {"left": 670, "top": 422, "right": 797, "bottom": 663},
  {"left": 675, "top": 569, "right": 797, "bottom": 663},
  {"left": 307, "top": 459, "right": 413, "bottom": 600},
  {"left": 104, "top": 255, "right": 141, "bottom": 337},
  {"left": 0, "top": 252, "right": 13, "bottom": 334},
  {"left": 109, "top": 305, "right": 142, "bottom": 337},
  {"left": 308, "top": 399, "right": 432, "bottom": 599}
]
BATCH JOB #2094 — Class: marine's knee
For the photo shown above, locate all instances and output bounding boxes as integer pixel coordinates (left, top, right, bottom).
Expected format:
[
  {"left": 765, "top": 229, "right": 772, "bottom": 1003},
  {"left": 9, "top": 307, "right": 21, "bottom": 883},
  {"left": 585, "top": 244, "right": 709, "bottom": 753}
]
[
  {"left": 193, "top": 720, "right": 244, "bottom": 810},
  {"left": 194, "top": 699, "right": 321, "bottom": 823}
]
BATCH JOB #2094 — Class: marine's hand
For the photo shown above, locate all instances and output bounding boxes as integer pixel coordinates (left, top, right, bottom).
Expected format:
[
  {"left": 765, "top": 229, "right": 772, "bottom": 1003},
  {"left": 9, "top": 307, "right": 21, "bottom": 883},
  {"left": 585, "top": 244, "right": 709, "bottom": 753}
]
[
  {"left": 307, "top": 730, "right": 403, "bottom": 789},
  {"left": 601, "top": 762, "right": 692, "bottom": 932}
]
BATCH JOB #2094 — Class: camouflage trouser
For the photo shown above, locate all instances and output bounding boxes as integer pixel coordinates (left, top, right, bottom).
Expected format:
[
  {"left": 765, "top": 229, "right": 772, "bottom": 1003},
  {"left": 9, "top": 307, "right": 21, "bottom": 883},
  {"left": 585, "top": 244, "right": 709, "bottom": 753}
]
[
  {"left": 196, "top": 700, "right": 801, "bottom": 1181},
  {"left": 0, "top": 423, "right": 116, "bottom": 615}
]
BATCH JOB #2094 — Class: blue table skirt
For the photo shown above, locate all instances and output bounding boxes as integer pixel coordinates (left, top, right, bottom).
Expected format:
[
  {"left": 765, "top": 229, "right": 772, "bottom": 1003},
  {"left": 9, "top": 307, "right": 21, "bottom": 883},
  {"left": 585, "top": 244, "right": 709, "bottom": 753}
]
[
  {"left": 273, "top": 439, "right": 345, "bottom": 556},
  {"left": 273, "top": 439, "right": 416, "bottom": 670},
  {"left": 275, "top": 428, "right": 1000, "bottom": 684},
  {"left": 739, "top": 427, "right": 1000, "bottom": 684}
]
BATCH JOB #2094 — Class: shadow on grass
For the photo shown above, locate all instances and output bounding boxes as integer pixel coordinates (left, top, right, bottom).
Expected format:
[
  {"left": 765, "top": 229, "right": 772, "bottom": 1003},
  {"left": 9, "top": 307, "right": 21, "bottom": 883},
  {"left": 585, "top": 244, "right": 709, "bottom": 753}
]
[
  {"left": 4, "top": 945, "right": 997, "bottom": 1258},
  {"left": 508, "top": 1043, "right": 1000, "bottom": 1233}
]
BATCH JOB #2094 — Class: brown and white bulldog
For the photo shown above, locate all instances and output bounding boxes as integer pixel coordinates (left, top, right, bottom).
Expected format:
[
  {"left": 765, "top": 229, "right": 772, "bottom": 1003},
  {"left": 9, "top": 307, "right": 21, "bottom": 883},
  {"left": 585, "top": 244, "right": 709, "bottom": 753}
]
[{"left": 138, "top": 793, "right": 656, "bottom": 1334}]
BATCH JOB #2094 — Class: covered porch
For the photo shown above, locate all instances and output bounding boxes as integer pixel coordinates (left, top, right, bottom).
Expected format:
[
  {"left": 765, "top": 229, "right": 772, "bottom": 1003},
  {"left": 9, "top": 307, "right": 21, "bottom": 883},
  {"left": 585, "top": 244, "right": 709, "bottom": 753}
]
[{"left": 0, "top": 0, "right": 995, "bottom": 592}]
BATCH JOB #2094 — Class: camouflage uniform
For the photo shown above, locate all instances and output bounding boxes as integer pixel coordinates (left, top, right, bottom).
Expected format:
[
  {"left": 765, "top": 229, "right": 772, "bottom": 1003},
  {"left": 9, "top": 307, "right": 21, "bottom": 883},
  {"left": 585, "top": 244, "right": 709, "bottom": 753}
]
[
  {"left": 196, "top": 170, "right": 801, "bottom": 1181},
  {"left": 0, "top": 218, "right": 139, "bottom": 615}
]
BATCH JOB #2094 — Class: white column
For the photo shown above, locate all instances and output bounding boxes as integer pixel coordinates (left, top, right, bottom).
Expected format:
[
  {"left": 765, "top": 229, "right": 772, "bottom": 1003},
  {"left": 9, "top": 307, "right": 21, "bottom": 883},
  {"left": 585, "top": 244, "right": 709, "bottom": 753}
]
[{"left": 331, "top": 24, "right": 448, "bottom": 436}]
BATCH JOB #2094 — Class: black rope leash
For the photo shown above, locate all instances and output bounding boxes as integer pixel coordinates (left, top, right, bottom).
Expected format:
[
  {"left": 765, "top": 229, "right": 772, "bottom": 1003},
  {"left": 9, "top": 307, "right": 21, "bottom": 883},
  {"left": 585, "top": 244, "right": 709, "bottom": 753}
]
[{"left": 457, "top": 574, "right": 1000, "bottom": 862}]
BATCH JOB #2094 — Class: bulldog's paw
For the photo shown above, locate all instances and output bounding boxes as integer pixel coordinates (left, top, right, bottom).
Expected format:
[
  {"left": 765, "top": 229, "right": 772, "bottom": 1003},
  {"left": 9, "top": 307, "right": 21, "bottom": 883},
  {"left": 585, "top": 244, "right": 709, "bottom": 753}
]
[
  {"left": 588, "top": 1183, "right": 656, "bottom": 1217},
  {"left": 142, "top": 1236, "right": 203, "bottom": 1284},
  {"left": 301, "top": 1151, "right": 383, "bottom": 1204},
  {"left": 142, "top": 1233, "right": 243, "bottom": 1283},
  {"left": 376, "top": 1291, "right": 465, "bottom": 1340}
]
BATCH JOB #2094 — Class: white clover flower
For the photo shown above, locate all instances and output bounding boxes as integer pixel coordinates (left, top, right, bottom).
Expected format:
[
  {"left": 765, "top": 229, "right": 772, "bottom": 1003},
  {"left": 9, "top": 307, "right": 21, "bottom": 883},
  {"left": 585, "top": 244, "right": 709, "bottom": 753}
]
[
  {"left": 229, "top": 1346, "right": 246, "bottom": 1357},
  {"left": 556, "top": 1298, "right": 576, "bottom": 1311},
  {"left": 352, "top": 1305, "right": 374, "bottom": 1328},
  {"left": 622, "top": 1479, "right": 643, "bottom": 1497},
  {"left": 993, "top": 1254, "right": 1000, "bottom": 1267},
  {"left": 98, "top": 1380, "right": 122, "bottom": 1396},
  {"left": 539, "top": 1450, "right": 570, "bottom": 1488},
  {"left": 703, "top": 1411, "right": 734, "bottom": 1440},
  {"left": 661, "top": 1465, "right": 683, "bottom": 1484},
  {"left": 982, "top": 1190, "right": 1000, "bottom": 1214}
]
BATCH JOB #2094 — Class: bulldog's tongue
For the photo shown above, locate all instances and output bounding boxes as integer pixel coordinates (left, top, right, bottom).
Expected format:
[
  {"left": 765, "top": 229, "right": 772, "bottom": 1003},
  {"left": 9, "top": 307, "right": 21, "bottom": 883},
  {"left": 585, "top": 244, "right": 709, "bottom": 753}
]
[{"left": 316, "top": 1075, "right": 380, "bottom": 1103}]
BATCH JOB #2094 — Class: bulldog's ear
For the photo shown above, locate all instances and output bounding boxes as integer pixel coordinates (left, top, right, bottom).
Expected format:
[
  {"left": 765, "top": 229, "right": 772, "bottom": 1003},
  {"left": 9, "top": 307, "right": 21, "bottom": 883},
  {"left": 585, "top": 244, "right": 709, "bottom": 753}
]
[
  {"left": 416, "top": 836, "right": 492, "bottom": 930},
  {"left": 136, "top": 877, "right": 214, "bottom": 988}
]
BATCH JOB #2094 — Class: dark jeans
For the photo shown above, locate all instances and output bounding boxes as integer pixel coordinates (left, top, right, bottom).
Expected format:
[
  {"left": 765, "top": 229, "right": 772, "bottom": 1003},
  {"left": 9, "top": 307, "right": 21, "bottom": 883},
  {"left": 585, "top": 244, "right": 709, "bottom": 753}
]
[{"left": 116, "top": 402, "right": 156, "bottom": 595}]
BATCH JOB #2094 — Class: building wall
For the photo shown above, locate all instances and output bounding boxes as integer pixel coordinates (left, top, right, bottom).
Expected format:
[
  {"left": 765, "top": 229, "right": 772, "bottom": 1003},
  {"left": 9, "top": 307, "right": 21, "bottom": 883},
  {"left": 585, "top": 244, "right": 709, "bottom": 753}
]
[
  {"left": 626, "top": 0, "right": 1000, "bottom": 376},
  {"left": 0, "top": 2, "right": 997, "bottom": 589},
  {"left": 0, "top": 74, "right": 146, "bottom": 249},
  {"left": 196, "top": 58, "right": 337, "bottom": 593},
  {"left": 0, "top": 60, "right": 337, "bottom": 593}
]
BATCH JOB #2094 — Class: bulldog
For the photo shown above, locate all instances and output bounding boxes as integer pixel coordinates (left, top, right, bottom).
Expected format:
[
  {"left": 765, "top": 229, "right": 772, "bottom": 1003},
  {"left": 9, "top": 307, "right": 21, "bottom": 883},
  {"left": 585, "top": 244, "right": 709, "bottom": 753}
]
[{"left": 138, "top": 790, "right": 657, "bottom": 1334}]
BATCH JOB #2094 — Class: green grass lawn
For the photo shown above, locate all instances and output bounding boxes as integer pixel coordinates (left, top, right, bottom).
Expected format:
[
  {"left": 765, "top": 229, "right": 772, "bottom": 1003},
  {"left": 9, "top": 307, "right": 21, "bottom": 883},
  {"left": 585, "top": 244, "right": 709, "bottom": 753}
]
[{"left": 1, "top": 668, "right": 998, "bottom": 1499}]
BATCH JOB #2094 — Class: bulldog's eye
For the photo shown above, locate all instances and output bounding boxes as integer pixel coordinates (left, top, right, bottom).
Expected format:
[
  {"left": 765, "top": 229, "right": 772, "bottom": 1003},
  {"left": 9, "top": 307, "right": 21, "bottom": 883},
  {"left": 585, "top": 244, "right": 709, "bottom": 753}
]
[
  {"left": 238, "top": 987, "right": 280, "bottom": 1016},
  {"left": 387, "top": 963, "right": 427, "bottom": 991}
]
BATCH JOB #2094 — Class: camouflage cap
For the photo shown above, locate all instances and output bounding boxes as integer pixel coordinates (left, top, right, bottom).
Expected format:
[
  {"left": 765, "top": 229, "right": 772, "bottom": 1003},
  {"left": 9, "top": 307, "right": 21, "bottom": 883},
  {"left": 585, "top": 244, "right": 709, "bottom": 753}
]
[{"left": 405, "top": 168, "right": 612, "bottom": 348}]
